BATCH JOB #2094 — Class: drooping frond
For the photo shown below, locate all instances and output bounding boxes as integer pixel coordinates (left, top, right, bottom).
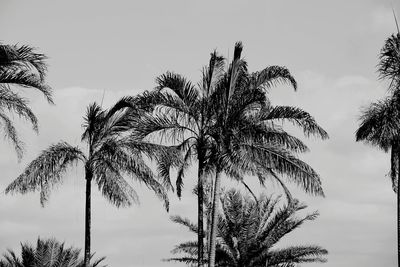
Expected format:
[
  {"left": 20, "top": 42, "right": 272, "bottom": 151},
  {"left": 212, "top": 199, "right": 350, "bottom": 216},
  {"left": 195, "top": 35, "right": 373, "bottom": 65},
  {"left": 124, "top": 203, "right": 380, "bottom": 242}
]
[
  {"left": 251, "top": 65, "right": 297, "bottom": 91},
  {"left": 356, "top": 96, "right": 400, "bottom": 151},
  {"left": 0, "top": 88, "right": 38, "bottom": 132},
  {"left": 225, "top": 141, "right": 324, "bottom": 196},
  {"left": 260, "top": 106, "right": 328, "bottom": 139},
  {"left": 170, "top": 215, "right": 198, "bottom": 233},
  {"left": 0, "top": 44, "right": 53, "bottom": 103},
  {"left": 0, "top": 112, "right": 24, "bottom": 159},
  {"left": 0, "top": 70, "right": 53, "bottom": 104},
  {"left": 5, "top": 142, "right": 86, "bottom": 206},
  {"left": 155, "top": 72, "right": 201, "bottom": 111},
  {"left": 93, "top": 137, "right": 171, "bottom": 210}
]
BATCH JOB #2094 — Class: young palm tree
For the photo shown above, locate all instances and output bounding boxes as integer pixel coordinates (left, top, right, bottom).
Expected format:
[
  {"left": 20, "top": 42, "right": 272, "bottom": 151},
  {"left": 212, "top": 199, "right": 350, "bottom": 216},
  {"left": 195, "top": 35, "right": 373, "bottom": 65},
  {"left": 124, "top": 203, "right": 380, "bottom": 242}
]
[
  {"left": 5, "top": 99, "right": 174, "bottom": 267},
  {"left": 0, "top": 43, "right": 53, "bottom": 158},
  {"left": 167, "top": 189, "right": 328, "bottom": 267},
  {"left": 0, "top": 237, "right": 106, "bottom": 267},
  {"left": 206, "top": 42, "right": 328, "bottom": 267},
  {"left": 356, "top": 32, "right": 400, "bottom": 267}
]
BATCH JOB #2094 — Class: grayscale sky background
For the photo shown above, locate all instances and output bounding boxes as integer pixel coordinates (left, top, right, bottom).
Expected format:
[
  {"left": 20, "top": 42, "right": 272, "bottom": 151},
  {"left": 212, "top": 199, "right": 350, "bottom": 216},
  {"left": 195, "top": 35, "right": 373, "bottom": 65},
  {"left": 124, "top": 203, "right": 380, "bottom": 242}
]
[{"left": 0, "top": 1, "right": 399, "bottom": 266}]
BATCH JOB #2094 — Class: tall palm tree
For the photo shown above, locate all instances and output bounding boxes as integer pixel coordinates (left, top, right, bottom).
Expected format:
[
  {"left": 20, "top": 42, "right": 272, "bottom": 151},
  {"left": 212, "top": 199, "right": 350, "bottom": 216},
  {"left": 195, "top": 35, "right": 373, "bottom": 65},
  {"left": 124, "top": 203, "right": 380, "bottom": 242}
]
[
  {"left": 5, "top": 99, "right": 175, "bottom": 267},
  {"left": 132, "top": 52, "right": 226, "bottom": 266},
  {"left": 0, "top": 43, "right": 53, "bottom": 158},
  {"left": 0, "top": 237, "right": 106, "bottom": 267},
  {"left": 356, "top": 32, "right": 400, "bottom": 267},
  {"left": 206, "top": 42, "right": 328, "bottom": 267},
  {"left": 167, "top": 189, "right": 328, "bottom": 267}
]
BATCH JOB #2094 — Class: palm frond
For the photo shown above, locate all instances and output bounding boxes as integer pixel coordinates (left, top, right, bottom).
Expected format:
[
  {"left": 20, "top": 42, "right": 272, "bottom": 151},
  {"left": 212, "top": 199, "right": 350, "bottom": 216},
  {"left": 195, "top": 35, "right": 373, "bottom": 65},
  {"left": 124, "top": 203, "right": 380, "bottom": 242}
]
[
  {"left": 5, "top": 142, "right": 85, "bottom": 206},
  {"left": 0, "top": 88, "right": 39, "bottom": 131},
  {"left": 251, "top": 65, "right": 297, "bottom": 91},
  {"left": 260, "top": 106, "right": 328, "bottom": 139},
  {"left": 0, "top": 112, "right": 24, "bottom": 159}
]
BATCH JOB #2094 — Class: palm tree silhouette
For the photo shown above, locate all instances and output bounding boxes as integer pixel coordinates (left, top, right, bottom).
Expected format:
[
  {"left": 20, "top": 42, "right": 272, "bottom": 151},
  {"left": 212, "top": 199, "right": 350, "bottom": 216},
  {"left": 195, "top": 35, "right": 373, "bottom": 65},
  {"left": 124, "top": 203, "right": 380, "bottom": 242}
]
[
  {"left": 0, "top": 43, "right": 52, "bottom": 158},
  {"left": 5, "top": 99, "right": 175, "bottom": 267}
]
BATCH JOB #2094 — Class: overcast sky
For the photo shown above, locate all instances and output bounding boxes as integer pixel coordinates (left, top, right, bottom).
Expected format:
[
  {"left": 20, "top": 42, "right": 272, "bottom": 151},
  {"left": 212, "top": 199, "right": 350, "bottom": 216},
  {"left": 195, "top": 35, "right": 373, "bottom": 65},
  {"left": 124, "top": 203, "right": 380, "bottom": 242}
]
[{"left": 0, "top": 1, "right": 399, "bottom": 266}]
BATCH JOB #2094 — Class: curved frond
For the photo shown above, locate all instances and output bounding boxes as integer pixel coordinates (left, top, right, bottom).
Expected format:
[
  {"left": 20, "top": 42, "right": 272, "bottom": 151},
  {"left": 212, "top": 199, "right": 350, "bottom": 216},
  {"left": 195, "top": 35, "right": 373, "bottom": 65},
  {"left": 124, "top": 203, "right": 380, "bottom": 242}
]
[
  {"left": 5, "top": 142, "right": 85, "bottom": 206},
  {"left": 251, "top": 65, "right": 297, "bottom": 91},
  {"left": 0, "top": 112, "right": 24, "bottom": 159},
  {"left": 260, "top": 106, "right": 328, "bottom": 139},
  {"left": 0, "top": 88, "right": 39, "bottom": 132}
]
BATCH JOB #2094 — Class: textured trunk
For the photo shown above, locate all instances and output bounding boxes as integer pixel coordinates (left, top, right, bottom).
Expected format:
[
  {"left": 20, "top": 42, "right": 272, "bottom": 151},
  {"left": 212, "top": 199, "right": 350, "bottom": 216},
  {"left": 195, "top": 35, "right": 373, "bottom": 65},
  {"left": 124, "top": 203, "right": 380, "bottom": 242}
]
[
  {"left": 198, "top": 157, "right": 205, "bottom": 266},
  {"left": 208, "top": 170, "right": 221, "bottom": 267},
  {"left": 398, "top": 154, "right": 400, "bottom": 267},
  {"left": 206, "top": 175, "right": 215, "bottom": 254},
  {"left": 84, "top": 166, "right": 92, "bottom": 267}
]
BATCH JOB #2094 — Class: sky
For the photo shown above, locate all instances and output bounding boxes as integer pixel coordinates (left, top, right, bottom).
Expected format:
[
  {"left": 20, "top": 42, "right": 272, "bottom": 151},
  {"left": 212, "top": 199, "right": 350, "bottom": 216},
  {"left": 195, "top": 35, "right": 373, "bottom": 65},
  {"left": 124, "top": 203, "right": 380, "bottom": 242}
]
[{"left": 0, "top": 0, "right": 399, "bottom": 266}]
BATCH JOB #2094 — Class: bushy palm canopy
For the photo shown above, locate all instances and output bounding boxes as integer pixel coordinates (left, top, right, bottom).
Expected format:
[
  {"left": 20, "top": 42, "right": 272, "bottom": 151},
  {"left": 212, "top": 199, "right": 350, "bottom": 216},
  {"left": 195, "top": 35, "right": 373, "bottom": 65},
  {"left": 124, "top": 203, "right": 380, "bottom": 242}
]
[
  {"left": 356, "top": 33, "right": 400, "bottom": 193},
  {"left": 356, "top": 92, "right": 400, "bottom": 192},
  {"left": 0, "top": 43, "right": 53, "bottom": 158},
  {"left": 5, "top": 99, "right": 171, "bottom": 208},
  {"left": 167, "top": 189, "right": 328, "bottom": 267},
  {"left": 0, "top": 238, "right": 106, "bottom": 267},
  {"left": 136, "top": 41, "right": 328, "bottom": 200},
  {"left": 207, "top": 42, "right": 328, "bottom": 197}
]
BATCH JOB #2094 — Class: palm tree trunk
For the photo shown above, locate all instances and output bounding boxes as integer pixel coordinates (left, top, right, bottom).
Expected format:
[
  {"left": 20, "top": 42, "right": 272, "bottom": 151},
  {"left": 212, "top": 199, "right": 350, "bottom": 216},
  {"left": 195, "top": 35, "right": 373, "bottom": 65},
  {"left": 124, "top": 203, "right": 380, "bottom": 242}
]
[
  {"left": 206, "top": 175, "right": 214, "bottom": 254},
  {"left": 397, "top": 184, "right": 400, "bottom": 267},
  {"left": 397, "top": 154, "right": 400, "bottom": 267},
  {"left": 208, "top": 169, "right": 221, "bottom": 267},
  {"left": 198, "top": 157, "right": 205, "bottom": 266},
  {"left": 84, "top": 166, "right": 93, "bottom": 267}
]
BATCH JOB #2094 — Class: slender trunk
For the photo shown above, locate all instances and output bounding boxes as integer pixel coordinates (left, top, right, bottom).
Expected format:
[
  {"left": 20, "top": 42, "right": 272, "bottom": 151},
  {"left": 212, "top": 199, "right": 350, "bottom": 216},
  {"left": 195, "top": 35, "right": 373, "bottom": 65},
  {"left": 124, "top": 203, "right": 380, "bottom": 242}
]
[
  {"left": 208, "top": 169, "right": 221, "bottom": 267},
  {"left": 398, "top": 154, "right": 400, "bottom": 267},
  {"left": 198, "top": 157, "right": 205, "bottom": 266},
  {"left": 206, "top": 175, "right": 215, "bottom": 254},
  {"left": 84, "top": 166, "right": 93, "bottom": 267}
]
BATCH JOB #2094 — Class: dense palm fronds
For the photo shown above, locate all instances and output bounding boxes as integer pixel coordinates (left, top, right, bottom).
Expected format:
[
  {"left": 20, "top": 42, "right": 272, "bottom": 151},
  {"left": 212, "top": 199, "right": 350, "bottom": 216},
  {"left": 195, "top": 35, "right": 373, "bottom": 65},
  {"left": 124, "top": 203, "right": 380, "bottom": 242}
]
[
  {"left": 5, "top": 98, "right": 178, "bottom": 267},
  {"left": 167, "top": 189, "right": 328, "bottom": 267},
  {"left": 0, "top": 43, "right": 52, "bottom": 158},
  {"left": 0, "top": 238, "right": 106, "bottom": 267},
  {"left": 378, "top": 33, "right": 400, "bottom": 92}
]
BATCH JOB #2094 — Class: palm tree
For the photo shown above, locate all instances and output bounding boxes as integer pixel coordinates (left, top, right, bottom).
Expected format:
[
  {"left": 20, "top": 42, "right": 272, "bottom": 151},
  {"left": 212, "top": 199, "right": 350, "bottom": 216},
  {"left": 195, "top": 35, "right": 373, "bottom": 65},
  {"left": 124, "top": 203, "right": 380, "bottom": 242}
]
[
  {"left": 167, "top": 189, "right": 328, "bottom": 267},
  {"left": 135, "top": 42, "right": 327, "bottom": 266},
  {"left": 5, "top": 99, "right": 175, "bottom": 267},
  {"left": 132, "top": 52, "right": 226, "bottom": 266},
  {"left": 356, "top": 32, "right": 400, "bottom": 267},
  {"left": 206, "top": 42, "right": 328, "bottom": 267},
  {"left": 0, "top": 237, "right": 106, "bottom": 267},
  {"left": 0, "top": 43, "right": 53, "bottom": 158}
]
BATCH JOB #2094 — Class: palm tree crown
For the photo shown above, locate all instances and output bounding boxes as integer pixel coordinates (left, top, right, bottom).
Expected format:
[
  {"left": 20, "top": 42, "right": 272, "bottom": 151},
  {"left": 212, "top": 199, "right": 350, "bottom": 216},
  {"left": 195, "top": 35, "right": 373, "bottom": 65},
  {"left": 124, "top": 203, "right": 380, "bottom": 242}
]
[
  {"left": 0, "top": 43, "right": 53, "bottom": 158},
  {"left": 168, "top": 189, "right": 328, "bottom": 267},
  {"left": 0, "top": 238, "right": 106, "bottom": 267}
]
